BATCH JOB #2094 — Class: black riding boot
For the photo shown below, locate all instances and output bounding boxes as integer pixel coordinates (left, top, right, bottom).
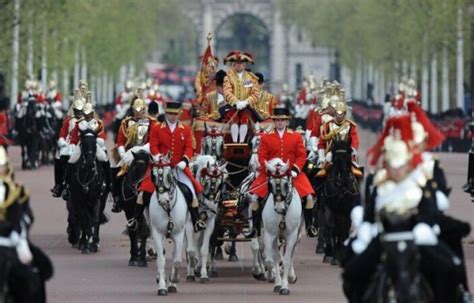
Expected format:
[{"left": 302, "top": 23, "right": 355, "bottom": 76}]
[
  {"left": 61, "top": 163, "right": 72, "bottom": 201},
  {"left": 304, "top": 208, "right": 318, "bottom": 237},
  {"left": 245, "top": 209, "right": 262, "bottom": 238},
  {"left": 127, "top": 203, "right": 144, "bottom": 231},
  {"left": 189, "top": 206, "right": 206, "bottom": 232},
  {"left": 52, "top": 156, "right": 67, "bottom": 197},
  {"left": 110, "top": 166, "right": 122, "bottom": 213}
]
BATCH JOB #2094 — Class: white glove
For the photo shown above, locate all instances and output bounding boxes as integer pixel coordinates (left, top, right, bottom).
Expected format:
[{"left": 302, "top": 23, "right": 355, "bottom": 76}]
[
  {"left": 413, "top": 223, "right": 438, "bottom": 245},
  {"left": 356, "top": 221, "right": 373, "bottom": 244},
  {"left": 325, "top": 152, "right": 333, "bottom": 164},
  {"left": 97, "top": 138, "right": 106, "bottom": 150},
  {"left": 176, "top": 161, "right": 186, "bottom": 170},
  {"left": 58, "top": 137, "right": 67, "bottom": 148},
  {"left": 68, "top": 144, "right": 77, "bottom": 156},
  {"left": 237, "top": 100, "right": 249, "bottom": 110},
  {"left": 309, "top": 136, "right": 318, "bottom": 152},
  {"left": 117, "top": 146, "right": 126, "bottom": 159},
  {"left": 350, "top": 205, "right": 364, "bottom": 230},
  {"left": 307, "top": 151, "right": 316, "bottom": 161},
  {"left": 317, "top": 149, "right": 325, "bottom": 166},
  {"left": 291, "top": 170, "right": 298, "bottom": 178}
]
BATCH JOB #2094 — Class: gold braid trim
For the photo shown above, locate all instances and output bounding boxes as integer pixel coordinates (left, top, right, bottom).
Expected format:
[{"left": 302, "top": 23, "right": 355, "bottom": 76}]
[
  {"left": 321, "top": 121, "right": 351, "bottom": 141},
  {"left": 0, "top": 179, "right": 24, "bottom": 221}
]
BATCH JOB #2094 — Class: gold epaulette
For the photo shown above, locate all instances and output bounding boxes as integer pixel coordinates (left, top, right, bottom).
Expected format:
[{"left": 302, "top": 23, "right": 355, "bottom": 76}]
[
  {"left": 248, "top": 71, "right": 259, "bottom": 82},
  {"left": 146, "top": 115, "right": 157, "bottom": 123},
  {"left": 345, "top": 119, "right": 357, "bottom": 127},
  {"left": 286, "top": 129, "right": 294, "bottom": 134},
  {"left": 0, "top": 179, "right": 24, "bottom": 221}
]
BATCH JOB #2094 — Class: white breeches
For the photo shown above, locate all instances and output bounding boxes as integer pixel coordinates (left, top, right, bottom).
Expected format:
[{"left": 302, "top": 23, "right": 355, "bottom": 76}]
[{"left": 174, "top": 168, "right": 196, "bottom": 197}]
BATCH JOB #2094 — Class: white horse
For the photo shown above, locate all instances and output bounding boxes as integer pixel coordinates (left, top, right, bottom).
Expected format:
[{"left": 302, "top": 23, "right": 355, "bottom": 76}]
[
  {"left": 185, "top": 155, "right": 227, "bottom": 283},
  {"left": 262, "top": 158, "right": 302, "bottom": 295},
  {"left": 147, "top": 155, "right": 188, "bottom": 296},
  {"left": 202, "top": 124, "right": 225, "bottom": 161}
]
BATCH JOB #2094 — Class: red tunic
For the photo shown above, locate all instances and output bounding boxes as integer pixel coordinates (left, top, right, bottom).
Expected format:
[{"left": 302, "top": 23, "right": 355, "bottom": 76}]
[
  {"left": 249, "top": 129, "right": 314, "bottom": 198},
  {"left": 139, "top": 122, "right": 203, "bottom": 194},
  {"left": 69, "top": 119, "right": 106, "bottom": 145},
  {"left": 59, "top": 117, "right": 73, "bottom": 140},
  {"left": 309, "top": 110, "right": 323, "bottom": 138}
]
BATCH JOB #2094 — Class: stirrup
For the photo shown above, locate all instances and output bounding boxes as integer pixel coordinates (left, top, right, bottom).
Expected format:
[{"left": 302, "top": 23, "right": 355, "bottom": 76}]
[
  {"left": 127, "top": 218, "right": 138, "bottom": 231},
  {"left": 306, "top": 226, "right": 318, "bottom": 238},
  {"left": 194, "top": 220, "right": 207, "bottom": 232}
]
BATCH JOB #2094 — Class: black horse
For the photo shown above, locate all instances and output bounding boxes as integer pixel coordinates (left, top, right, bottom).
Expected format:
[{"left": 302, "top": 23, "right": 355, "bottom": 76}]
[
  {"left": 363, "top": 211, "right": 434, "bottom": 303},
  {"left": 319, "top": 140, "right": 360, "bottom": 265},
  {"left": 37, "top": 104, "right": 61, "bottom": 165},
  {"left": 118, "top": 150, "right": 150, "bottom": 267},
  {"left": 68, "top": 130, "right": 108, "bottom": 254},
  {"left": 16, "top": 99, "right": 40, "bottom": 169}
]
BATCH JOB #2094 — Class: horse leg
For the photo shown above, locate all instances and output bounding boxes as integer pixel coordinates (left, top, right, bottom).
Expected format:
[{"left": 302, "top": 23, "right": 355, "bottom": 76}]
[
  {"left": 137, "top": 221, "right": 149, "bottom": 267},
  {"left": 199, "top": 216, "right": 215, "bottom": 284},
  {"left": 150, "top": 226, "right": 167, "bottom": 296},
  {"left": 264, "top": 228, "right": 280, "bottom": 291},
  {"left": 168, "top": 229, "right": 185, "bottom": 293},
  {"left": 280, "top": 228, "right": 299, "bottom": 295},
  {"left": 185, "top": 219, "right": 197, "bottom": 282},
  {"left": 128, "top": 229, "right": 139, "bottom": 266},
  {"left": 251, "top": 238, "right": 265, "bottom": 280}
]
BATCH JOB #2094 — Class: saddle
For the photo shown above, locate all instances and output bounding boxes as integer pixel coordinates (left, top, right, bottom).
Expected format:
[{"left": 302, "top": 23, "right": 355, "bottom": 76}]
[{"left": 176, "top": 181, "right": 193, "bottom": 207}]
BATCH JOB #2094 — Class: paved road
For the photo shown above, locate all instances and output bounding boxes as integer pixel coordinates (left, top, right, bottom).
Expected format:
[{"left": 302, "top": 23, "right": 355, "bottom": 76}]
[{"left": 9, "top": 130, "right": 473, "bottom": 302}]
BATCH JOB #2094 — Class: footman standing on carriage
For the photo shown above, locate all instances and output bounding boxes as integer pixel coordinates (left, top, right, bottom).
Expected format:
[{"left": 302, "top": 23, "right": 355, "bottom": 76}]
[
  {"left": 137, "top": 102, "right": 207, "bottom": 232},
  {"left": 254, "top": 72, "right": 278, "bottom": 121},
  {"left": 111, "top": 98, "right": 157, "bottom": 213},
  {"left": 222, "top": 51, "right": 261, "bottom": 143},
  {"left": 51, "top": 97, "right": 85, "bottom": 197},
  {"left": 246, "top": 108, "right": 317, "bottom": 238}
]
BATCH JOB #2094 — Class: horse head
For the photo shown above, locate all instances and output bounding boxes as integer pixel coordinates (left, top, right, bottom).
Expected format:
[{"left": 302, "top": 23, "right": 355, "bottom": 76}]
[
  {"left": 152, "top": 153, "right": 174, "bottom": 200},
  {"left": 199, "top": 159, "right": 227, "bottom": 203},
  {"left": 126, "top": 150, "right": 150, "bottom": 186},
  {"left": 79, "top": 129, "right": 98, "bottom": 169},
  {"left": 203, "top": 123, "right": 224, "bottom": 158},
  {"left": 265, "top": 158, "right": 292, "bottom": 213},
  {"left": 329, "top": 140, "right": 352, "bottom": 181}
]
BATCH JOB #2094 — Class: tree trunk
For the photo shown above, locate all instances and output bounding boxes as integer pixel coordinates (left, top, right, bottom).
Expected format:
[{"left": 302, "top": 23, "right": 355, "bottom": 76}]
[
  {"left": 441, "top": 45, "right": 449, "bottom": 112},
  {"left": 430, "top": 54, "right": 438, "bottom": 114},
  {"left": 73, "top": 49, "right": 80, "bottom": 90},
  {"left": 10, "top": 0, "right": 20, "bottom": 109},
  {"left": 81, "top": 47, "right": 87, "bottom": 82},
  {"left": 456, "top": 6, "right": 464, "bottom": 110},
  {"left": 421, "top": 51, "right": 429, "bottom": 111},
  {"left": 41, "top": 20, "right": 47, "bottom": 90},
  {"left": 26, "top": 10, "right": 34, "bottom": 78}
]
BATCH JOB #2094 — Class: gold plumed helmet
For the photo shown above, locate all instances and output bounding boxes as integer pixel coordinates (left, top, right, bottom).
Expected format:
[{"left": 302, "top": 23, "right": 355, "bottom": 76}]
[
  {"left": 72, "top": 98, "right": 85, "bottom": 111},
  {"left": 132, "top": 98, "right": 146, "bottom": 113},
  {"left": 334, "top": 100, "right": 347, "bottom": 115},
  {"left": 83, "top": 102, "right": 94, "bottom": 116},
  {"left": 79, "top": 80, "right": 88, "bottom": 90},
  {"left": 0, "top": 146, "right": 8, "bottom": 166},
  {"left": 328, "top": 95, "right": 340, "bottom": 109}
]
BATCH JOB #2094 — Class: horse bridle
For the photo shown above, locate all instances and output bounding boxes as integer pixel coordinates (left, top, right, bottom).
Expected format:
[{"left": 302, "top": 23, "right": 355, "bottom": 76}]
[
  {"left": 153, "top": 163, "right": 178, "bottom": 213},
  {"left": 77, "top": 150, "right": 98, "bottom": 193},
  {"left": 268, "top": 169, "right": 293, "bottom": 216},
  {"left": 121, "top": 158, "right": 148, "bottom": 201},
  {"left": 200, "top": 166, "right": 225, "bottom": 205},
  {"left": 205, "top": 131, "right": 223, "bottom": 158}
]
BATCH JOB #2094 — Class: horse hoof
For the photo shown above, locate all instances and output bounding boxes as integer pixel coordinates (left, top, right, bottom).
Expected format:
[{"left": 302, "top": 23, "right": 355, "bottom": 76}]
[
  {"left": 330, "top": 258, "right": 339, "bottom": 266},
  {"left": 279, "top": 288, "right": 290, "bottom": 295},
  {"left": 323, "top": 255, "right": 332, "bottom": 263},
  {"left": 157, "top": 289, "right": 168, "bottom": 296},
  {"left": 289, "top": 276, "right": 298, "bottom": 284},
  {"left": 128, "top": 259, "right": 138, "bottom": 267},
  {"left": 186, "top": 275, "right": 195, "bottom": 282},
  {"left": 81, "top": 248, "right": 90, "bottom": 254},
  {"left": 215, "top": 247, "right": 223, "bottom": 260},
  {"left": 136, "top": 259, "right": 148, "bottom": 267},
  {"left": 273, "top": 286, "right": 281, "bottom": 293},
  {"left": 194, "top": 268, "right": 201, "bottom": 278},
  {"left": 89, "top": 244, "right": 98, "bottom": 253},
  {"left": 168, "top": 285, "right": 177, "bottom": 293},
  {"left": 252, "top": 272, "right": 266, "bottom": 281},
  {"left": 169, "top": 275, "right": 179, "bottom": 284},
  {"left": 209, "top": 270, "right": 218, "bottom": 278},
  {"left": 200, "top": 277, "right": 210, "bottom": 284},
  {"left": 228, "top": 254, "right": 238, "bottom": 262}
]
